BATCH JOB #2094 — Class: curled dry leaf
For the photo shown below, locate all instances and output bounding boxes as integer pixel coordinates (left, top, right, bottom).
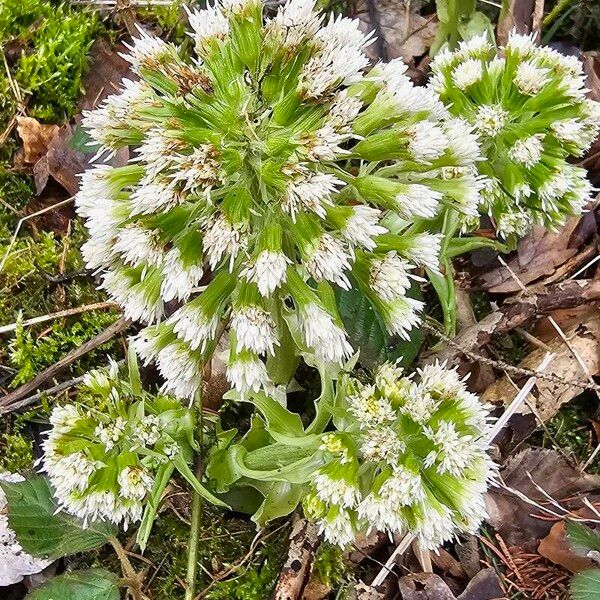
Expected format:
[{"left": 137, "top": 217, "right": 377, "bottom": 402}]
[
  {"left": 485, "top": 448, "right": 600, "bottom": 547},
  {"left": 478, "top": 221, "right": 584, "bottom": 293},
  {"left": 16, "top": 117, "right": 59, "bottom": 165},
  {"left": 356, "top": 0, "right": 437, "bottom": 63},
  {"left": 397, "top": 569, "right": 503, "bottom": 600},
  {"left": 33, "top": 38, "right": 133, "bottom": 197},
  {"left": 538, "top": 520, "right": 598, "bottom": 573}
]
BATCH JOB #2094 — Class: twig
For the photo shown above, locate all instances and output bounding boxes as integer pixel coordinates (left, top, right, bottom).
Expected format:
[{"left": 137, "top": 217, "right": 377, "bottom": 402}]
[
  {"left": 371, "top": 532, "right": 414, "bottom": 587},
  {"left": 424, "top": 278, "right": 600, "bottom": 373},
  {"left": 422, "top": 320, "right": 600, "bottom": 393},
  {"left": 497, "top": 256, "right": 600, "bottom": 401},
  {"left": 5, "top": 375, "right": 84, "bottom": 412},
  {"left": 271, "top": 516, "right": 320, "bottom": 600},
  {"left": 485, "top": 352, "right": 555, "bottom": 443},
  {"left": 0, "top": 302, "right": 120, "bottom": 335},
  {"left": 109, "top": 535, "right": 150, "bottom": 600},
  {"left": 0, "top": 317, "right": 130, "bottom": 413}
]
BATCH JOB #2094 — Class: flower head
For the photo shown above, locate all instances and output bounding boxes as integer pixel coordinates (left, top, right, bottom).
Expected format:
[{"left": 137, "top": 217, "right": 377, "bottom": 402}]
[
  {"left": 304, "top": 362, "right": 497, "bottom": 549},
  {"left": 430, "top": 32, "right": 598, "bottom": 239},
  {"left": 42, "top": 362, "right": 195, "bottom": 529},
  {"left": 77, "top": 0, "right": 481, "bottom": 398}
]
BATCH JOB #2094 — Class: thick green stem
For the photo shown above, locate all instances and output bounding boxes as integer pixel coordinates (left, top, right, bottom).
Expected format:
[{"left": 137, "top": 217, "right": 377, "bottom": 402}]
[
  {"left": 185, "top": 389, "right": 204, "bottom": 600},
  {"left": 542, "top": 0, "right": 577, "bottom": 27}
]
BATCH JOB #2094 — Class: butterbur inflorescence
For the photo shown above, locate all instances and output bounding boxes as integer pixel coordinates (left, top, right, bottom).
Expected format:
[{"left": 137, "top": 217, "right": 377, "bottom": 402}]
[
  {"left": 303, "top": 362, "right": 496, "bottom": 549},
  {"left": 430, "top": 32, "right": 600, "bottom": 239},
  {"left": 76, "top": 0, "right": 483, "bottom": 399},
  {"left": 42, "top": 361, "right": 194, "bottom": 528}
]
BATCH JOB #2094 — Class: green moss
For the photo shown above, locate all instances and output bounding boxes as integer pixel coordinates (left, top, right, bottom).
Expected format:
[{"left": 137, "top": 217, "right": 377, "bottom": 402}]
[
  {"left": 0, "top": 222, "right": 99, "bottom": 321},
  {"left": 0, "top": 169, "right": 32, "bottom": 223},
  {"left": 141, "top": 502, "right": 287, "bottom": 600},
  {"left": 533, "top": 396, "right": 600, "bottom": 473},
  {"left": 136, "top": 0, "right": 188, "bottom": 44},
  {"left": 0, "top": 429, "right": 33, "bottom": 473},
  {"left": 314, "top": 542, "right": 347, "bottom": 588},
  {"left": 0, "top": 0, "right": 100, "bottom": 122},
  {"left": 8, "top": 309, "right": 121, "bottom": 387}
]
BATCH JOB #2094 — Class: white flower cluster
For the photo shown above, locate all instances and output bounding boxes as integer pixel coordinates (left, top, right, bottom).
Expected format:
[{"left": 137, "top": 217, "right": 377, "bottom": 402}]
[
  {"left": 76, "top": 0, "right": 483, "bottom": 400},
  {"left": 1, "top": 473, "right": 52, "bottom": 586},
  {"left": 430, "top": 32, "right": 600, "bottom": 238},
  {"left": 304, "top": 362, "right": 497, "bottom": 549},
  {"left": 42, "top": 366, "right": 184, "bottom": 528}
]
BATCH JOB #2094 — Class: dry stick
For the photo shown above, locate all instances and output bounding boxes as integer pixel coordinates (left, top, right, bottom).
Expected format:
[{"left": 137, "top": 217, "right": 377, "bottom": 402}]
[
  {"left": 371, "top": 353, "right": 556, "bottom": 588},
  {"left": 423, "top": 320, "right": 600, "bottom": 394},
  {"left": 426, "top": 277, "right": 600, "bottom": 379},
  {"left": 0, "top": 316, "right": 129, "bottom": 413},
  {"left": 271, "top": 517, "right": 319, "bottom": 600},
  {"left": 496, "top": 256, "right": 600, "bottom": 403},
  {"left": 0, "top": 302, "right": 120, "bottom": 335},
  {"left": 6, "top": 375, "right": 85, "bottom": 413},
  {"left": 371, "top": 532, "right": 414, "bottom": 588}
]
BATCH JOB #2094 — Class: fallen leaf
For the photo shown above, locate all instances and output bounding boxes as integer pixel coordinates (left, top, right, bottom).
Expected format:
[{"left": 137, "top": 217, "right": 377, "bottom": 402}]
[
  {"left": 356, "top": 0, "right": 437, "bottom": 63},
  {"left": 351, "top": 582, "right": 385, "bottom": 600},
  {"left": 430, "top": 548, "right": 466, "bottom": 579},
  {"left": 79, "top": 38, "right": 132, "bottom": 112},
  {"left": 302, "top": 577, "right": 331, "bottom": 600},
  {"left": 478, "top": 222, "right": 583, "bottom": 293},
  {"left": 455, "top": 535, "right": 482, "bottom": 580},
  {"left": 16, "top": 117, "right": 59, "bottom": 164},
  {"left": 538, "top": 521, "right": 597, "bottom": 573},
  {"left": 457, "top": 568, "right": 504, "bottom": 600},
  {"left": 485, "top": 449, "right": 600, "bottom": 547},
  {"left": 481, "top": 313, "right": 600, "bottom": 423},
  {"left": 496, "top": 0, "right": 536, "bottom": 46}
]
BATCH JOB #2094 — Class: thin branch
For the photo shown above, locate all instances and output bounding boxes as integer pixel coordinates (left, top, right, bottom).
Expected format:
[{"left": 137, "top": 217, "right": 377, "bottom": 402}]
[
  {"left": 0, "top": 302, "right": 120, "bottom": 335},
  {"left": 0, "top": 317, "right": 130, "bottom": 413}
]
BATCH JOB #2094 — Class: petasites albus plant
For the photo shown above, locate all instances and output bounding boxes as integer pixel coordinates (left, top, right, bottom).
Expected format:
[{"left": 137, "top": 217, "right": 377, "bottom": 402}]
[
  {"left": 76, "top": 0, "right": 483, "bottom": 399},
  {"left": 206, "top": 361, "right": 497, "bottom": 550}
]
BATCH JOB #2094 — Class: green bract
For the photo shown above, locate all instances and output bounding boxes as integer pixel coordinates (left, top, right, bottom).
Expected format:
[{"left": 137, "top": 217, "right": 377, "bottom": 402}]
[
  {"left": 430, "top": 31, "right": 599, "bottom": 239},
  {"left": 76, "top": 0, "right": 484, "bottom": 400}
]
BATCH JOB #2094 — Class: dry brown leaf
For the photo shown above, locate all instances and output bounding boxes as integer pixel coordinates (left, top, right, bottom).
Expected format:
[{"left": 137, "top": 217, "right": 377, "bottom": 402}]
[
  {"left": 496, "top": 0, "right": 537, "bottom": 46},
  {"left": 350, "top": 582, "right": 385, "bottom": 600},
  {"left": 79, "top": 38, "right": 132, "bottom": 112},
  {"left": 481, "top": 312, "right": 600, "bottom": 422},
  {"left": 485, "top": 448, "right": 600, "bottom": 547},
  {"left": 478, "top": 222, "right": 581, "bottom": 293},
  {"left": 398, "top": 573, "right": 456, "bottom": 600},
  {"left": 302, "top": 577, "right": 331, "bottom": 600},
  {"left": 538, "top": 521, "right": 597, "bottom": 573},
  {"left": 16, "top": 117, "right": 59, "bottom": 164},
  {"left": 396, "top": 570, "right": 503, "bottom": 600},
  {"left": 430, "top": 548, "right": 466, "bottom": 579},
  {"left": 356, "top": 0, "right": 437, "bottom": 63}
]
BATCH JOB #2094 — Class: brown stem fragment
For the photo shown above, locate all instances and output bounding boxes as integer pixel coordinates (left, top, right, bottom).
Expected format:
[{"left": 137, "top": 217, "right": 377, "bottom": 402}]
[
  {"left": 426, "top": 279, "right": 600, "bottom": 366},
  {"left": 271, "top": 516, "right": 320, "bottom": 600},
  {"left": 0, "top": 316, "right": 130, "bottom": 413}
]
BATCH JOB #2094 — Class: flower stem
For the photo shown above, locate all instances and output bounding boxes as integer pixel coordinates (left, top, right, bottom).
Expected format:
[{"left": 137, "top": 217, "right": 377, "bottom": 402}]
[{"left": 185, "top": 387, "right": 204, "bottom": 600}]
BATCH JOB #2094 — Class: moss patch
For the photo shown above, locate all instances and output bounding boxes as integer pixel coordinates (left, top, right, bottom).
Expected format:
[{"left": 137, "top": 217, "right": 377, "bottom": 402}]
[{"left": 0, "top": 0, "right": 100, "bottom": 123}]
